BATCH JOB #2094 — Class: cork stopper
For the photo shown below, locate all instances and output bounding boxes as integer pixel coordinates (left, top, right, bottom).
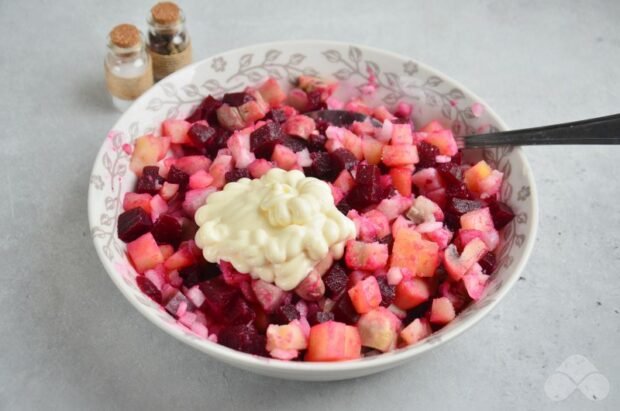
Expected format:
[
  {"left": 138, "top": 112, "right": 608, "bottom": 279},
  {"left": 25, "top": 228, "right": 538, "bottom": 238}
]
[
  {"left": 151, "top": 2, "right": 181, "bottom": 24},
  {"left": 110, "top": 24, "right": 141, "bottom": 48}
]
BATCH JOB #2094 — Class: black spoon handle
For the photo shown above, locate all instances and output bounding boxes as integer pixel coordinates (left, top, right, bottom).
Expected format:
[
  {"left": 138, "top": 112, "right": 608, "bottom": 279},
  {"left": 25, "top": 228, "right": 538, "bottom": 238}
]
[{"left": 462, "top": 113, "right": 620, "bottom": 148}]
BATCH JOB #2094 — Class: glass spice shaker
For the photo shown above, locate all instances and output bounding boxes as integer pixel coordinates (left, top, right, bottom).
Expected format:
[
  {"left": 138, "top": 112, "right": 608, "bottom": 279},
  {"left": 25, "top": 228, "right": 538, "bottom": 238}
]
[
  {"left": 147, "top": 2, "right": 192, "bottom": 81},
  {"left": 104, "top": 24, "right": 154, "bottom": 112}
]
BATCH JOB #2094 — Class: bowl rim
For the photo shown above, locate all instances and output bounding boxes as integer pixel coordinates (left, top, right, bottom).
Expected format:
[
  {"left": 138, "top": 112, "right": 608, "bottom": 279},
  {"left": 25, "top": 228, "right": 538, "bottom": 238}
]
[{"left": 88, "top": 39, "right": 539, "bottom": 374}]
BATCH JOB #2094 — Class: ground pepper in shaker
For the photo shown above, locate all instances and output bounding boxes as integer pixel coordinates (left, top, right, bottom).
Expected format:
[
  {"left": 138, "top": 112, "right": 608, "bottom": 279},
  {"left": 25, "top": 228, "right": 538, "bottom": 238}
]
[
  {"left": 104, "top": 24, "right": 154, "bottom": 112},
  {"left": 147, "top": 2, "right": 192, "bottom": 81}
]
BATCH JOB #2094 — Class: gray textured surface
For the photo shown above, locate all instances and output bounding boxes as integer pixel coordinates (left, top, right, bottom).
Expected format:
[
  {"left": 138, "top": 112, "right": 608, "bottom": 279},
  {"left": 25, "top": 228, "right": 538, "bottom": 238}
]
[{"left": 1, "top": 0, "right": 619, "bottom": 410}]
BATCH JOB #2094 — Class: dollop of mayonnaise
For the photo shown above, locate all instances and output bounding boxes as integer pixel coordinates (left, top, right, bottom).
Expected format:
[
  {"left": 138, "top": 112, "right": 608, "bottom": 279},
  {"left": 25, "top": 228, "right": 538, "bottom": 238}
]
[{"left": 194, "top": 169, "right": 356, "bottom": 290}]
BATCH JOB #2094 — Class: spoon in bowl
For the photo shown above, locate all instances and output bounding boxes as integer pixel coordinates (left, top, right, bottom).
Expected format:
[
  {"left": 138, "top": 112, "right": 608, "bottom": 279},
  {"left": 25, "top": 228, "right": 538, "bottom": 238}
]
[{"left": 305, "top": 110, "right": 620, "bottom": 148}]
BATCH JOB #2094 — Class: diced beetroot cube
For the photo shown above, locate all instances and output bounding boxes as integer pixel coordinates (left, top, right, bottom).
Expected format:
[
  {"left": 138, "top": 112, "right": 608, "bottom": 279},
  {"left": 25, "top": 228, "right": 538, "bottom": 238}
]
[
  {"left": 430, "top": 297, "right": 456, "bottom": 325},
  {"left": 283, "top": 115, "right": 316, "bottom": 139},
  {"left": 489, "top": 200, "right": 516, "bottom": 229},
  {"left": 136, "top": 166, "right": 163, "bottom": 194},
  {"left": 227, "top": 297, "right": 257, "bottom": 325},
  {"left": 416, "top": 141, "right": 440, "bottom": 169},
  {"left": 224, "top": 168, "right": 251, "bottom": 183},
  {"left": 309, "top": 152, "right": 338, "bottom": 181},
  {"left": 166, "top": 165, "right": 190, "bottom": 187},
  {"left": 478, "top": 251, "right": 497, "bottom": 274},
  {"left": 186, "top": 95, "right": 222, "bottom": 124},
  {"left": 200, "top": 277, "right": 240, "bottom": 316},
  {"left": 345, "top": 164, "right": 384, "bottom": 209},
  {"left": 123, "top": 192, "right": 152, "bottom": 213},
  {"left": 162, "top": 119, "right": 192, "bottom": 144},
  {"left": 376, "top": 275, "right": 396, "bottom": 307},
  {"left": 307, "top": 133, "right": 327, "bottom": 152},
  {"left": 307, "top": 310, "right": 335, "bottom": 326},
  {"left": 379, "top": 234, "right": 395, "bottom": 253},
  {"left": 330, "top": 148, "right": 358, "bottom": 173},
  {"left": 203, "top": 127, "right": 232, "bottom": 159},
  {"left": 356, "top": 163, "right": 381, "bottom": 186},
  {"left": 305, "top": 321, "right": 361, "bottom": 361},
  {"left": 271, "top": 303, "right": 301, "bottom": 325},
  {"left": 127, "top": 233, "right": 164, "bottom": 273},
  {"left": 250, "top": 122, "right": 283, "bottom": 159},
  {"left": 151, "top": 214, "right": 182, "bottom": 245},
  {"left": 345, "top": 241, "right": 389, "bottom": 271},
  {"left": 136, "top": 276, "right": 162, "bottom": 304},
  {"left": 348, "top": 276, "right": 382, "bottom": 314},
  {"left": 436, "top": 162, "right": 464, "bottom": 186},
  {"left": 179, "top": 265, "right": 205, "bottom": 288},
  {"left": 272, "top": 144, "right": 298, "bottom": 170},
  {"left": 306, "top": 89, "right": 326, "bottom": 111},
  {"left": 331, "top": 294, "right": 360, "bottom": 325},
  {"left": 279, "top": 135, "right": 308, "bottom": 153},
  {"left": 182, "top": 187, "right": 216, "bottom": 217},
  {"left": 188, "top": 123, "right": 217, "bottom": 148},
  {"left": 222, "top": 92, "right": 254, "bottom": 107},
  {"left": 322, "top": 262, "right": 348, "bottom": 299},
  {"left": 218, "top": 324, "right": 267, "bottom": 356},
  {"left": 117, "top": 207, "right": 152, "bottom": 243}
]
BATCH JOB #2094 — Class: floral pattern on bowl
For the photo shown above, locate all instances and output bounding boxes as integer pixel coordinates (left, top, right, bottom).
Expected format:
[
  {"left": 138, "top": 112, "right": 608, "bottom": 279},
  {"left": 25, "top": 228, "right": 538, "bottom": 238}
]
[{"left": 88, "top": 41, "right": 538, "bottom": 381}]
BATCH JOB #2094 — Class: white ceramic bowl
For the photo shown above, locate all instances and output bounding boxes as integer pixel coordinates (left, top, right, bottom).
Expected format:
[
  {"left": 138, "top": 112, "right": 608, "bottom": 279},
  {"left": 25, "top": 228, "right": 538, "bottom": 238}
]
[{"left": 88, "top": 41, "right": 538, "bottom": 381}]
